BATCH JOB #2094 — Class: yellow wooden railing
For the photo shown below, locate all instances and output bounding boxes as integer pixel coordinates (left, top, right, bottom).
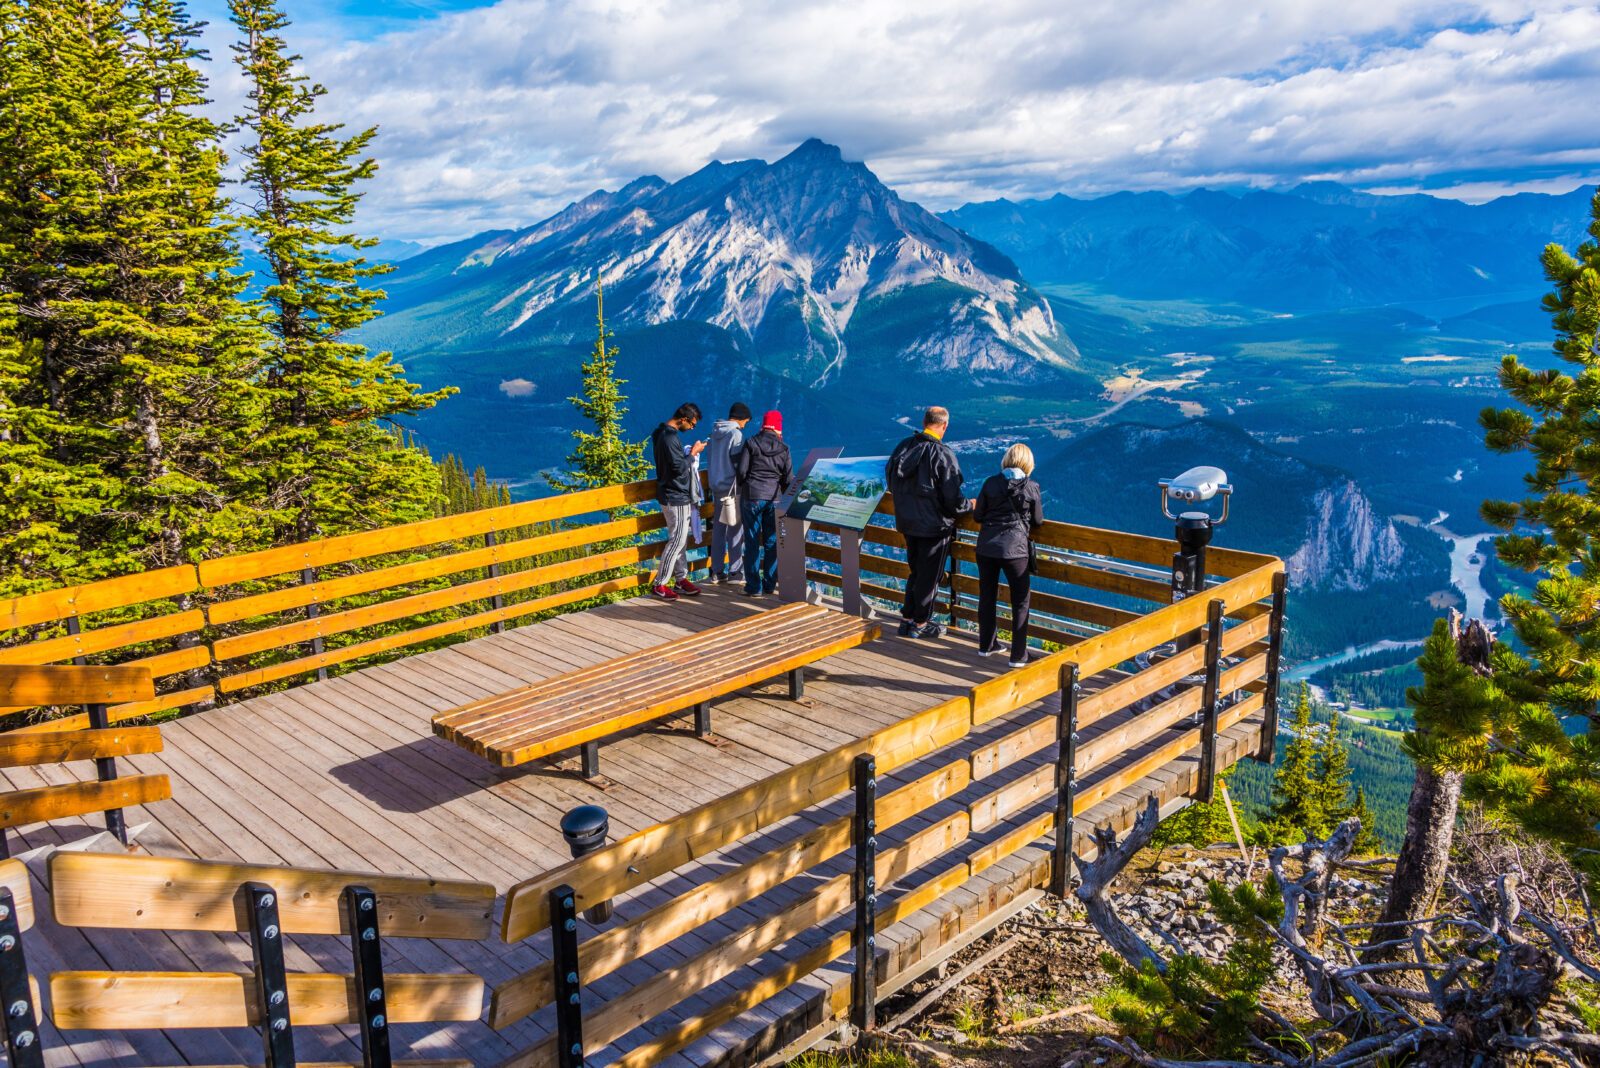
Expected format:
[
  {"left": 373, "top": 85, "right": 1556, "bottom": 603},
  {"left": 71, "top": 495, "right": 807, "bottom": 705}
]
[
  {"left": 483, "top": 546, "right": 1285, "bottom": 1068},
  {"left": 0, "top": 480, "right": 680, "bottom": 729}
]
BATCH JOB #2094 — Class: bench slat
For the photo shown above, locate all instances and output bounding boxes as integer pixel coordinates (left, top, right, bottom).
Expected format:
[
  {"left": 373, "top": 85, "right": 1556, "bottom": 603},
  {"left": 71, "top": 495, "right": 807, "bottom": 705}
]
[
  {"left": 0, "top": 726, "right": 164, "bottom": 768},
  {"left": 0, "top": 775, "right": 171, "bottom": 829},
  {"left": 433, "top": 604, "right": 879, "bottom": 767}
]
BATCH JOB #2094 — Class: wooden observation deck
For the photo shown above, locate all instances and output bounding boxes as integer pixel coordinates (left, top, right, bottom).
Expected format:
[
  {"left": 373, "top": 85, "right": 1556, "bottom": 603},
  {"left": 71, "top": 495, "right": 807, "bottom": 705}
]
[{"left": 0, "top": 478, "right": 1286, "bottom": 1068}]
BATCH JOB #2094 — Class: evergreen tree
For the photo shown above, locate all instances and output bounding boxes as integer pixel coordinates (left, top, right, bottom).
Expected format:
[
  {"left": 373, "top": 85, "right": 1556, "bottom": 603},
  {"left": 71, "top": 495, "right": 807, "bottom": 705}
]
[
  {"left": 229, "top": 0, "right": 451, "bottom": 544},
  {"left": 0, "top": 0, "right": 263, "bottom": 594},
  {"left": 1314, "top": 705, "right": 1353, "bottom": 829},
  {"left": 1471, "top": 186, "right": 1600, "bottom": 865},
  {"left": 1270, "top": 683, "right": 1324, "bottom": 837},
  {"left": 550, "top": 282, "right": 649, "bottom": 500},
  {"left": 1349, "top": 786, "right": 1383, "bottom": 855}
]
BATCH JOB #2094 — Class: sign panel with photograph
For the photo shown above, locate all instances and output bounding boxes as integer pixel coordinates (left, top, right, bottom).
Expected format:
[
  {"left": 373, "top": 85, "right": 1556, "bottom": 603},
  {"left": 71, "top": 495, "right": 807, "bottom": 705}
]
[{"left": 783, "top": 456, "right": 889, "bottom": 531}]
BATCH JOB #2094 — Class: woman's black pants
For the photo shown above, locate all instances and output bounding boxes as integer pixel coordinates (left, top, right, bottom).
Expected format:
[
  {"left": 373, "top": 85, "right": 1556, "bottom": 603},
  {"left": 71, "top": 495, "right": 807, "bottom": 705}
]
[{"left": 977, "top": 554, "right": 1032, "bottom": 660}]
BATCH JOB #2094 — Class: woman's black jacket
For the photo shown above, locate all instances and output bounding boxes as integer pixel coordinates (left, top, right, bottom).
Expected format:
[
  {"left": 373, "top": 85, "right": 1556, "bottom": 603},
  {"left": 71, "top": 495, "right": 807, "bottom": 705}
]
[{"left": 973, "top": 475, "right": 1043, "bottom": 559}]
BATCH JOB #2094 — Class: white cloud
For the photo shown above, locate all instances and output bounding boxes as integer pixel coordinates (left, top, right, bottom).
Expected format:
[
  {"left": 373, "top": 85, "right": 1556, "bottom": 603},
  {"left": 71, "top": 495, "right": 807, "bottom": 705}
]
[
  {"left": 498, "top": 377, "right": 536, "bottom": 397},
  {"left": 190, "top": 0, "right": 1600, "bottom": 242}
]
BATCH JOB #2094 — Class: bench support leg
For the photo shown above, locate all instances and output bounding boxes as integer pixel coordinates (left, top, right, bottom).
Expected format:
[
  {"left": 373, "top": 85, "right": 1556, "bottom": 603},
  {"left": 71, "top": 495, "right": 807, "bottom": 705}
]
[
  {"left": 579, "top": 742, "right": 600, "bottom": 780},
  {"left": 788, "top": 667, "right": 805, "bottom": 701},
  {"left": 694, "top": 701, "right": 712, "bottom": 738}
]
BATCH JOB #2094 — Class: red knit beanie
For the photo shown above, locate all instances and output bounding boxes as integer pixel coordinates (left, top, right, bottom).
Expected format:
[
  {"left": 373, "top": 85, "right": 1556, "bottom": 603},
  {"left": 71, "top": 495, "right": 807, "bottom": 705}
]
[{"left": 762, "top": 409, "right": 783, "bottom": 432}]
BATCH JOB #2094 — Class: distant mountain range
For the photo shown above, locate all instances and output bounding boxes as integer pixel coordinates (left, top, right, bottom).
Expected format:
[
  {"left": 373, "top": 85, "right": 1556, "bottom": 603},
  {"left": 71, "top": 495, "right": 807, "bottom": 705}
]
[
  {"left": 942, "top": 183, "right": 1592, "bottom": 311},
  {"left": 364, "top": 139, "right": 1078, "bottom": 404}
]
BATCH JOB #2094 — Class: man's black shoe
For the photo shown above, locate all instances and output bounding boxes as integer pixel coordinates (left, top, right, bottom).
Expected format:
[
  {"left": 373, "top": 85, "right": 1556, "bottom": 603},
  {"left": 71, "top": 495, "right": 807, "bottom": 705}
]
[
  {"left": 897, "top": 619, "right": 917, "bottom": 637},
  {"left": 915, "top": 622, "right": 946, "bottom": 640}
]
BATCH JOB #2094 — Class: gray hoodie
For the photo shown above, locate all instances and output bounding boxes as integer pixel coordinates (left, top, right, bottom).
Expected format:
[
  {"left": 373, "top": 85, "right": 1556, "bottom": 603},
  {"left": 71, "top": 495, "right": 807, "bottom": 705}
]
[{"left": 705, "top": 419, "right": 746, "bottom": 497}]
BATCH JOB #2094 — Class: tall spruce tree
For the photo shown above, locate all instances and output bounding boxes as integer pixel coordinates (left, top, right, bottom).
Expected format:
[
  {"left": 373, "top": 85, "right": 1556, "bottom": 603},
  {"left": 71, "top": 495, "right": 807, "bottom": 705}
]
[
  {"left": 551, "top": 282, "right": 649, "bottom": 499},
  {"left": 0, "top": 0, "right": 262, "bottom": 594},
  {"left": 1270, "top": 683, "right": 1325, "bottom": 837},
  {"left": 229, "top": 0, "right": 450, "bottom": 544},
  {"left": 1349, "top": 786, "right": 1382, "bottom": 855},
  {"left": 1314, "top": 706, "right": 1353, "bottom": 827},
  {"left": 0, "top": 0, "right": 104, "bottom": 595}
]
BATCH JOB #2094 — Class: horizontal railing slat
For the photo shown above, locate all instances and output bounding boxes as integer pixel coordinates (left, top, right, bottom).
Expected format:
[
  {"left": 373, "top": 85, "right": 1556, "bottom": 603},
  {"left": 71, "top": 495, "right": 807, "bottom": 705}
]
[
  {"left": 499, "top": 693, "right": 973, "bottom": 942},
  {"left": 48, "top": 971, "right": 484, "bottom": 1029},
  {"left": 0, "top": 565, "right": 199, "bottom": 633},
  {"left": 217, "top": 573, "right": 650, "bottom": 693},
  {"left": 49, "top": 852, "right": 495, "bottom": 938},
  {"left": 208, "top": 510, "right": 668, "bottom": 626},
  {"left": 489, "top": 757, "right": 969, "bottom": 1029},
  {"left": 198, "top": 480, "right": 659, "bottom": 587}
]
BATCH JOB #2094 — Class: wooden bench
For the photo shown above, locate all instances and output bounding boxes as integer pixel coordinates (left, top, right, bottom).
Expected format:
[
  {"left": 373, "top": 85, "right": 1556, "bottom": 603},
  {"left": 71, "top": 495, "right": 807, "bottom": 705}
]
[
  {"left": 0, "top": 665, "right": 170, "bottom": 857},
  {"left": 48, "top": 852, "right": 495, "bottom": 1068},
  {"left": 431, "top": 602, "right": 880, "bottom": 777}
]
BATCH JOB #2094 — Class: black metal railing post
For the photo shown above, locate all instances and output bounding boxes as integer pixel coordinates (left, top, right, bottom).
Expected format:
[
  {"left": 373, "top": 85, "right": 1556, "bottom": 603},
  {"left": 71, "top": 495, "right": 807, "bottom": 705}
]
[
  {"left": 84, "top": 701, "right": 128, "bottom": 845},
  {"left": 1257, "top": 571, "right": 1289, "bottom": 763},
  {"left": 850, "top": 753, "right": 877, "bottom": 1032},
  {"left": 0, "top": 889, "right": 42, "bottom": 1068},
  {"left": 1197, "top": 599, "right": 1224, "bottom": 803},
  {"left": 246, "top": 882, "right": 296, "bottom": 1068},
  {"left": 485, "top": 529, "right": 507, "bottom": 634},
  {"left": 551, "top": 885, "right": 585, "bottom": 1068},
  {"left": 300, "top": 566, "right": 328, "bottom": 682},
  {"left": 343, "top": 886, "right": 390, "bottom": 1068},
  {"left": 1050, "top": 664, "right": 1080, "bottom": 898}
]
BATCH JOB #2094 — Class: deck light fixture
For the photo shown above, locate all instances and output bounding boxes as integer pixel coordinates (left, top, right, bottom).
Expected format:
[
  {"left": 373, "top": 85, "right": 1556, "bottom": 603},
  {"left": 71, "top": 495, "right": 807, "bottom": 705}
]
[{"left": 559, "top": 804, "right": 613, "bottom": 922}]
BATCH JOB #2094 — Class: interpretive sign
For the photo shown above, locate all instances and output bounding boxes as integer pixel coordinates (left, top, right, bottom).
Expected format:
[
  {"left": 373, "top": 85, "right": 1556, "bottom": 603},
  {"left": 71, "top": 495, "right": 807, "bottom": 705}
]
[{"left": 783, "top": 456, "right": 889, "bottom": 532}]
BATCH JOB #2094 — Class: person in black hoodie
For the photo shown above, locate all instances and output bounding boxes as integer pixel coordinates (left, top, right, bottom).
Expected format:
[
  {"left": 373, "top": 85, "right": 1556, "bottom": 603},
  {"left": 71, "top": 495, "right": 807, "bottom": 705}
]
[
  {"left": 885, "top": 406, "right": 972, "bottom": 638},
  {"left": 735, "top": 409, "right": 793, "bottom": 596},
  {"left": 974, "top": 443, "right": 1045, "bottom": 667},
  {"left": 649, "top": 402, "right": 706, "bottom": 600}
]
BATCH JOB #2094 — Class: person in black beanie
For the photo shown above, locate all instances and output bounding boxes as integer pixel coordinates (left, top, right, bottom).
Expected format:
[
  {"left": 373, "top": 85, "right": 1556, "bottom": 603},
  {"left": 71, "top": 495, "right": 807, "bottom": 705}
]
[{"left": 885, "top": 406, "right": 972, "bottom": 638}]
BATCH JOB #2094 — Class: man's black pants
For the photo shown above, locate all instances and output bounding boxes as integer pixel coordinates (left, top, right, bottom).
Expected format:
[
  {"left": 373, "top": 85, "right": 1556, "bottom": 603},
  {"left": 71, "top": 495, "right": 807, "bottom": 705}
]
[
  {"left": 901, "top": 533, "right": 953, "bottom": 626},
  {"left": 977, "top": 554, "right": 1032, "bottom": 660}
]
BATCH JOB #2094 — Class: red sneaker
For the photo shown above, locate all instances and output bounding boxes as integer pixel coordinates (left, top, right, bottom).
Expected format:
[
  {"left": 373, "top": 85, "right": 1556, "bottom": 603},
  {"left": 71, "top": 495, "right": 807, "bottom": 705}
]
[
  {"left": 651, "top": 583, "right": 679, "bottom": 600},
  {"left": 674, "top": 578, "right": 702, "bottom": 597}
]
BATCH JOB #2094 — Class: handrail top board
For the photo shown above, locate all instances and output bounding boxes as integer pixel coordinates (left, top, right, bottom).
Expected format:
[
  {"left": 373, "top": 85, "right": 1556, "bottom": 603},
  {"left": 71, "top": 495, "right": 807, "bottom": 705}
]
[
  {"left": 50, "top": 852, "right": 495, "bottom": 939},
  {"left": 197, "top": 478, "right": 661, "bottom": 587}
]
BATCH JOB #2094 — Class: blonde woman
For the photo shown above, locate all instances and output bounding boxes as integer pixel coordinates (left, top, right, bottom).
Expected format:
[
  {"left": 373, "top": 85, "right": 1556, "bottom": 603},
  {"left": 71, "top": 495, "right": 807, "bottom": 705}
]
[{"left": 973, "top": 443, "right": 1044, "bottom": 667}]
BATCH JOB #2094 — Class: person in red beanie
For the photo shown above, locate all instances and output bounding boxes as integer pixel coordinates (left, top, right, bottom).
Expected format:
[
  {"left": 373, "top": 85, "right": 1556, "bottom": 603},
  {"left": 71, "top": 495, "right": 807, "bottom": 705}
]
[{"left": 735, "top": 409, "right": 794, "bottom": 595}]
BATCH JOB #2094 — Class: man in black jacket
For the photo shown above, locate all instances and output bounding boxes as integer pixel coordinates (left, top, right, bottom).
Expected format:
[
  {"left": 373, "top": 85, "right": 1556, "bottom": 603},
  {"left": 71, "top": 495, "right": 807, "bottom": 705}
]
[
  {"left": 735, "top": 409, "right": 793, "bottom": 596},
  {"left": 650, "top": 402, "right": 706, "bottom": 600},
  {"left": 886, "top": 406, "right": 970, "bottom": 637}
]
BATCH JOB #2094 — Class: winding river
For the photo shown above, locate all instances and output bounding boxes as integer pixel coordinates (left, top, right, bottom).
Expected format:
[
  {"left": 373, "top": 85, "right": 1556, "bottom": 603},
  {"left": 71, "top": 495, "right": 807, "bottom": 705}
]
[{"left": 1282, "top": 509, "right": 1495, "bottom": 685}]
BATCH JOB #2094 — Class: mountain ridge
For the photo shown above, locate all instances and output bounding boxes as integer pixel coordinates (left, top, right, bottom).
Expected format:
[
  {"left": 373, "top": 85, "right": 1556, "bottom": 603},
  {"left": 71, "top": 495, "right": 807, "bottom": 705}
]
[
  {"left": 942, "top": 182, "right": 1592, "bottom": 311},
  {"left": 365, "top": 139, "right": 1079, "bottom": 394}
]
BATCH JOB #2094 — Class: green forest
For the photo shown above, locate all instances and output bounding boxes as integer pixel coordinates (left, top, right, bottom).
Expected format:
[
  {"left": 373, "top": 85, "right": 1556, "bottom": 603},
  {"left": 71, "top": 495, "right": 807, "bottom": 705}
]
[
  {"left": 1226, "top": 689, "right": 1416, "bottom": 849},
  {"left": 0, "top": 0, "right": 454, "bottom": 601}
]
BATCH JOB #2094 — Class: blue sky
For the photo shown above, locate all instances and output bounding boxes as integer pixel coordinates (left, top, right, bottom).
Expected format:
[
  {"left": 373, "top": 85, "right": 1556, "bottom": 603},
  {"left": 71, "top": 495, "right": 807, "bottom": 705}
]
[{"left": 189, "top": 0, "right": 1600, "bottom": 244}]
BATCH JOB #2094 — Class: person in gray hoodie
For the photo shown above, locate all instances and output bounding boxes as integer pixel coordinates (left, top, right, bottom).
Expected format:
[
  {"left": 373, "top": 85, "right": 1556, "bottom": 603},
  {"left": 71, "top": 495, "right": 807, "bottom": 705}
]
[{"left": 705, "top": 403, "right": 751, "bottom": 583}]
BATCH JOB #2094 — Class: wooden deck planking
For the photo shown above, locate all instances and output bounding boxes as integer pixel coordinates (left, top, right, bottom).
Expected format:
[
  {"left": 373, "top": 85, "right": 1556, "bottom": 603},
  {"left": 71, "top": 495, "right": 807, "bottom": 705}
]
[{"left": 0, "top": 585, "right": 1272, "bottom": 1067}]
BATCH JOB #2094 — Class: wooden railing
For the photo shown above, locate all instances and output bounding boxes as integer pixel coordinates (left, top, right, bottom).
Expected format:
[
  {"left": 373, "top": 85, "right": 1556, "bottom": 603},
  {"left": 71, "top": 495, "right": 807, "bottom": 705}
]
[
  {"left": 0, "top": 480, "right": 686, "bottom": 730},
  {"left": 485, "top": 548, "right": 1286, "bottom": 1068},
  {"left": 0, "top": 477, "right": 1287, "bottom": 1067}
]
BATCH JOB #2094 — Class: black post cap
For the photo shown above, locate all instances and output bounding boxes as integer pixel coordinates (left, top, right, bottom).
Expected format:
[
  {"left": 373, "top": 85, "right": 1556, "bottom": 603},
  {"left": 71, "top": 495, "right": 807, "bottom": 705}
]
[{"left": 560, "top": 804, "right": 609, "bottom": 857}]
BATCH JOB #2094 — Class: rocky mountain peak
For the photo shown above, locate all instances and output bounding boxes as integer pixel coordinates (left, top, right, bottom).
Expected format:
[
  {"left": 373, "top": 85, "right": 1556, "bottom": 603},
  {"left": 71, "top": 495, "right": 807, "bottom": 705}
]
[{"left": 369, "top": 140, "right": 1076, "bottom": 392}]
